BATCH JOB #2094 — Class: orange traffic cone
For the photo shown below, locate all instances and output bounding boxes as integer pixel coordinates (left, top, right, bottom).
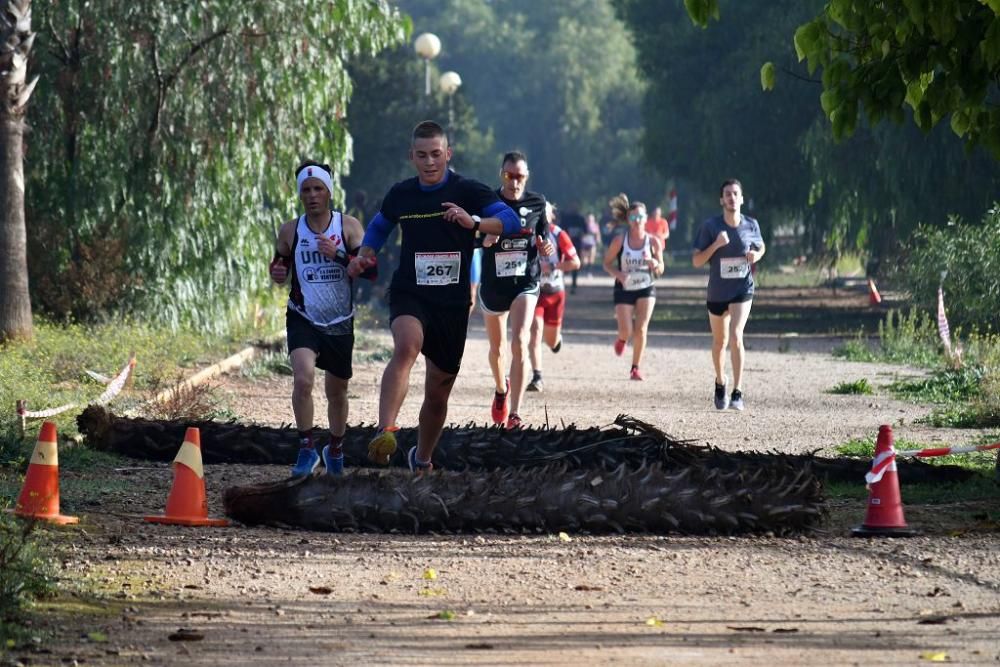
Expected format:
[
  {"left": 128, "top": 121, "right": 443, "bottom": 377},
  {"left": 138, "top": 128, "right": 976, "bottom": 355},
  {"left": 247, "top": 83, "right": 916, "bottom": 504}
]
[
  {"left": 145, "top": 427, "right": 228, "bottom": 527},
  {"left": 868, "top": 278, "right": 882, "bottom": 305},
  {"left": 852, "top": 425, "right": 916, "bottom": 537},
  {"left": 13, "top": 421, "right": 79, "bottom": 525}
]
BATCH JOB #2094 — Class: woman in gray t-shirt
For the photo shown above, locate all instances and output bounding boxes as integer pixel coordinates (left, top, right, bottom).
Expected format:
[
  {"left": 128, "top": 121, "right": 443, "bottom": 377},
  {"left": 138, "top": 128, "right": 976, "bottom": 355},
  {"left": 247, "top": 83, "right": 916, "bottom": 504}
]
[{"left": 692, "top": 179, "right": 765, "bottom": 411}]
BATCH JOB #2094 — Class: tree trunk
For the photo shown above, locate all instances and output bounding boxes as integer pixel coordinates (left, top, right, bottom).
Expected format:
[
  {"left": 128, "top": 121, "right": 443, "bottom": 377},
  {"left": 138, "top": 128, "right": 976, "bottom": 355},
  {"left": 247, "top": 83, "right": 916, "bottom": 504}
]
[
  {"left": 0, "top": 0, "right": 35, "bottom": 342},
  {"left": 0, "top": 116, "right": 32, "bottom": 341}
]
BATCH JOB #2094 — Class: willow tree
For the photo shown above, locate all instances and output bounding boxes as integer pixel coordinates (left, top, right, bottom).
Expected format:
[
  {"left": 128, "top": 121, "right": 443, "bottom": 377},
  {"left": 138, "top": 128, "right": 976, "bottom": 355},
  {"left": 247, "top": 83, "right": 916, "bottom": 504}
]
[
  {"left": 0, "top": 0, "right": 36, "bottom": 342},
  {"left": 28, "top": 1, "right": 406, "bottom": 330}
]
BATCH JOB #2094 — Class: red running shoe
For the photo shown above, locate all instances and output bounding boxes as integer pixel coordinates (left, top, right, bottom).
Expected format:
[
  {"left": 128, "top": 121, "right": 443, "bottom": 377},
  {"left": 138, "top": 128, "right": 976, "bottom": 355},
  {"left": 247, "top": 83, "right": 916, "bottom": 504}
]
[
  {"left": 491, "top": 378, "right": 510, "bottom": 425},
  {"left": 630, "top": 366, "right": 643, "bottom": 381},
  {"left": 505, "top": 413, "right": 523, "bottom": 430},
  {"left": 614, "top": 339, "right": 626, "bottom": 357}
]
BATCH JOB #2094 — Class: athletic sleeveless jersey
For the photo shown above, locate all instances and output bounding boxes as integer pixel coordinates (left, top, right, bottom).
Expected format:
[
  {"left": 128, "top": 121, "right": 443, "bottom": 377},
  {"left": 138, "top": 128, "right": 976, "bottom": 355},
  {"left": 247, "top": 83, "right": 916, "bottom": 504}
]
[
  {"left": 539, "top": 224, "right": 571, "bottom": 294},
  {"left": 288, "top": 212, "right": 354, "bottom": 333},
  {"left": 480, "top": 190, "right": 547, "bottom": 296},
  {"left": 617, "top": 233, "right": 654, "bottom": 291},
  {"left": 380, "top": 170, "right": 502, "bottom": 307}
]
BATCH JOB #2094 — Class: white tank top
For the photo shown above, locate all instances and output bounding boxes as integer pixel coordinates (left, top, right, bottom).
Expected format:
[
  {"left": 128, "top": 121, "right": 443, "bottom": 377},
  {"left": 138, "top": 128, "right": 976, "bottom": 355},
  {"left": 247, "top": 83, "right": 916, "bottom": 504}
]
[
  {"left": 288, "top": 212, "right": 354, "bottom": 331},
  {"left": 619, "top": 233, "right": 653, "bottom": 291},
  {"left": 539, "top": 225, "right": 565, "bottom": 294}
]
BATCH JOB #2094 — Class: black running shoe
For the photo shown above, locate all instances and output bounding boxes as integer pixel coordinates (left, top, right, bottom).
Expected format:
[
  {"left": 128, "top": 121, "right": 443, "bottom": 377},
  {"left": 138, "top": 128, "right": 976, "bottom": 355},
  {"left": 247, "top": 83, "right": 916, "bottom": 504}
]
[{"left": 714, "top": 382, "right": 729, "bottom": 410}]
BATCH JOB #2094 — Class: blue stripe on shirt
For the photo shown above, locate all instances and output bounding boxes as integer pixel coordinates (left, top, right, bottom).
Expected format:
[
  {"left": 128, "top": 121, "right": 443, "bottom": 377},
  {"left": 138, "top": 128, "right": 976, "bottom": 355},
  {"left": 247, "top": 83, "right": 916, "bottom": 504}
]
[
  {"left": 361, "top": 212, "right": 394, "bottom": 252},
  {"left": 483, "top": 201, "right": 521, "bottom": 235}
]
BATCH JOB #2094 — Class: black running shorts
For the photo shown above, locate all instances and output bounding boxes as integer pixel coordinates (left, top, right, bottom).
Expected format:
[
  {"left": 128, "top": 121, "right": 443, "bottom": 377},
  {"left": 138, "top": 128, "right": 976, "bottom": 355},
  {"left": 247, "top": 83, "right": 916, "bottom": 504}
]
[
  {"left": 285, "top": 309, "right": 354, "bottom": 380},
  {"left": 478, "top": 282, "right": 540, "bottom": 315},
  {"left": 706, "top": 292, "right": 754, "bottom": 316},
  {"left": 389, "top": 288, "right": 470, "bottom": 375},
  {"left": 613, "top": 283, "right": 656, "bottom": 306}
]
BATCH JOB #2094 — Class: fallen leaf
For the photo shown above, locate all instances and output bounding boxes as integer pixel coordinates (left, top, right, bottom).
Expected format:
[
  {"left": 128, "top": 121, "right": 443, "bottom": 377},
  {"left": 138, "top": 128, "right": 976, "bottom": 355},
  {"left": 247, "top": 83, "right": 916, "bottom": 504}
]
[
  {"left": 437, "top": 610, "right": 456, "bottom": 621},
  {"left": 87, "top": 631, "right": 108, "bottom": 643},
  {"left": 423, "top": 568, "right": 438, "bottom": 580},
  {"left": 168, "top": 629, "right": 204, "bottom": 642},
  {"left": 309, "top": 586, "right": 333, "bottom": 595},
  {"left": 919, "top": 651, "right": 949, "bottom": 662},
  {"left": 558, "top": 532, "right": 572, "bottom": 542},
  {"left": 727, "top": 626, "right": 766, "bottom": 632},
  {"left": 645, "top": 617, "right": 663, "bottom": 627}
]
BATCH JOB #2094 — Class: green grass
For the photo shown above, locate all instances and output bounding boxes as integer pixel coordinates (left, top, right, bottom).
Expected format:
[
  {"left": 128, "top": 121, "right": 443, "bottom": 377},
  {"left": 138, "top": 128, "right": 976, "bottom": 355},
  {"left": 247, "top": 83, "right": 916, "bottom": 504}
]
[
  {"left": 828, "top": 378, "right": 874, "bottom": 395},
  {"left": 239, "top": 350, "right": 293, "bottom": 378},
  {"left": 887, "top": 366, "right": 984, "bottom": 404},
  {"left": 830, "top": 435, "right": 1000, "bottom": 503},
  {"left": 833, "top": 308, "right": 944, "bottom": 366},
  {"left": 832, "top": 307, "right": 1000, "bottom": 429},
  {"left": 0, "top": 318, "right": 277, "bottom": 462}
]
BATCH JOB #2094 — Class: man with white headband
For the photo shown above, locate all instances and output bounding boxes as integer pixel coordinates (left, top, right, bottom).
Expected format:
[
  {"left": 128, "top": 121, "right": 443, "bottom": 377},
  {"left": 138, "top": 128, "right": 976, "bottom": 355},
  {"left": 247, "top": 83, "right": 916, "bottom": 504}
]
[{"left": 270, "top": 160, "right": 375, "bottom": 478}]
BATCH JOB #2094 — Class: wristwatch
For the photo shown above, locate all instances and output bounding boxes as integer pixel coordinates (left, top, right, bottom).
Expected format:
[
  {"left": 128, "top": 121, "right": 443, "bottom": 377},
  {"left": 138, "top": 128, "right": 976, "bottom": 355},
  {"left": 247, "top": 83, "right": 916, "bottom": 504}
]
[{"left": 471, "top": 215, "right": 481, "bottom": 232}]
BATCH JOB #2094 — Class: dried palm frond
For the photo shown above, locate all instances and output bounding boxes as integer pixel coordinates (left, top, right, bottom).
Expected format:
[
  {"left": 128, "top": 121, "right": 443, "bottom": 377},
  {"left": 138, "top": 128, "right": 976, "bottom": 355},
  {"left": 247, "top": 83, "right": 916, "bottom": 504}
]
[{"left": 223, "top": 460, "right": 825, "bottom": 536}]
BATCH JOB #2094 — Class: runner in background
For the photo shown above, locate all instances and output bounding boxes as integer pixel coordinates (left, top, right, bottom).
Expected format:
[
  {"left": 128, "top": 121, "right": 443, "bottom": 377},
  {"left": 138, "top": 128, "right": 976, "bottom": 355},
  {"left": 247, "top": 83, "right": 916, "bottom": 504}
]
[
  {"left": 478, "top": 151, "right": 553, "bottom": 428},
  {"left": 527, "top": 202, "right": 580, "bottom": 392},
  {"left": 691, "top": 178, "right": 765, "bottom": 411},
  {"left": 602, "top": 193, "right": 664, "bottom": 381},
  {"left": 578, "top": 213, "right": 600, "bottom": 273},
  {"left": 646, "top": 205, "right": 669, "bottom": 251}
]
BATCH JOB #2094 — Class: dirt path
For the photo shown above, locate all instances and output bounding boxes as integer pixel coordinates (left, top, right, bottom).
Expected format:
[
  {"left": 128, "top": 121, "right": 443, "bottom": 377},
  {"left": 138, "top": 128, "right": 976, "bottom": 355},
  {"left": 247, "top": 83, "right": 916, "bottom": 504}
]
[{"left": 14, "top": 271, "right": 1000, "bottom": 666}]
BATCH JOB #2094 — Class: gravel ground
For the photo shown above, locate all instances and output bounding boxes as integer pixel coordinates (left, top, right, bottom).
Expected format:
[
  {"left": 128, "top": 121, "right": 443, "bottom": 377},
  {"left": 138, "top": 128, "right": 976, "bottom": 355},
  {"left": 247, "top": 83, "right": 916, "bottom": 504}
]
[{"left": 11, "top": 272, "right": 1000, "bottom": 666}]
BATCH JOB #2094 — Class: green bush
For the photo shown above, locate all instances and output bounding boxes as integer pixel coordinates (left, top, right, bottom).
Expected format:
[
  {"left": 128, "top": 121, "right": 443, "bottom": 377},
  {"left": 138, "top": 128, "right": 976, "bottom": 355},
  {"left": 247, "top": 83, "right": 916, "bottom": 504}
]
[{"left": 894, "top": 204, "right": 1000, "bottom": 330}]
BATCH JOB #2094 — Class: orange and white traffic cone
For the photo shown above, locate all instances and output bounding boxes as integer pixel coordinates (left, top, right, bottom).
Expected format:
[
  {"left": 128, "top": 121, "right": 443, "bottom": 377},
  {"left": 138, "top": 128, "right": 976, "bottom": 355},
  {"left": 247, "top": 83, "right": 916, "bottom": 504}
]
[
  {"left": 867, "top": 278, "right": 882, "bottom": 306},
  {"left": 13, "top": 421, "right": 79, "bottom": 525},
  {"left": 144, "top": 427, "right": 228, "bottom": 527},
  {"left": 852, "top": 425, "right": 916, "bottom": 537}
]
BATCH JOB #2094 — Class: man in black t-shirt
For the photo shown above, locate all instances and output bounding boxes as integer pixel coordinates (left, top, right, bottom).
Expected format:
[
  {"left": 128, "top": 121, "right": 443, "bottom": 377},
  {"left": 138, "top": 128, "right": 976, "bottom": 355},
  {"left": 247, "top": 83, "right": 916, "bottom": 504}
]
[
  {"left": 476, "top": 151, "right": 552, "bottom": 429},
  {"left": 348, "top": 121, "right": 520, "bottom": 472}
]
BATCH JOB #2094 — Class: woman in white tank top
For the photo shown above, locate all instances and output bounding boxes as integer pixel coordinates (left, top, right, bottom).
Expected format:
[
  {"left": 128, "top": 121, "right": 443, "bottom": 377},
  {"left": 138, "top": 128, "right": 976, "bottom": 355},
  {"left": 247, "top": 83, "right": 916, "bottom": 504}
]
[{"left": 601, "top": 193, "right": 664, "bottom": 381}]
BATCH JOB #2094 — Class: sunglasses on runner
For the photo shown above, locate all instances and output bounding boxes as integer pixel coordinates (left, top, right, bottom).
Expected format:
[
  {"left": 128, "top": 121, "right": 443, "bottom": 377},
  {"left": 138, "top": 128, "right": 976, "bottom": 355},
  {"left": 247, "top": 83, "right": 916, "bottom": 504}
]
[
  {"left": 502, "top": 171, "right": 528, "bottom": 183},
  {"left": 628, "top": 212, "right": 648, "bottom": 222}
]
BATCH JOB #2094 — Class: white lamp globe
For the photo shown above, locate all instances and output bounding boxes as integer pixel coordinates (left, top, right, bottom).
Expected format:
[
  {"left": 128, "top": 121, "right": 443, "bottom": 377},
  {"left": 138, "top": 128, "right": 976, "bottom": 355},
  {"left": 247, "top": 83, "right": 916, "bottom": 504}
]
[
  {"left": 414, "top": 33, "right": 441, "bottom": 60},
  {"left": 439, "top": 71, "right": 462, "bottom": 95}
]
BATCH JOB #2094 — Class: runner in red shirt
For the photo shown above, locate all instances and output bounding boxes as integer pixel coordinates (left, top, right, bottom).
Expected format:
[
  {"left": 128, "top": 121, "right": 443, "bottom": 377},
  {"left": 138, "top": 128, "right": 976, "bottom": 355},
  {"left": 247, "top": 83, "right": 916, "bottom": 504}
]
[{"left": 526, "top": 202, "right": 581, "bottom": 392}]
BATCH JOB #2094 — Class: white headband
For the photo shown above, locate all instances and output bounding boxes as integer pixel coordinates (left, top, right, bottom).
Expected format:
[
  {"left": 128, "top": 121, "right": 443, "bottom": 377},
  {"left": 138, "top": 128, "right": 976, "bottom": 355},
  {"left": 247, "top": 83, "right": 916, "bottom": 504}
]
[{"left": 297, "top": 165, "right": 333, "bottom": 196}]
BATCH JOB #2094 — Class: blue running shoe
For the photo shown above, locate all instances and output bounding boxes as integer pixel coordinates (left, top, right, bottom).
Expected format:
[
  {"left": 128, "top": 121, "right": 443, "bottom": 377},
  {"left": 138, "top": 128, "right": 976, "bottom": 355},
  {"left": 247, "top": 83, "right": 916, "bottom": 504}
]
[
  {"left": 291, "top": 447, "right": 320, "bottom": 479},
  {"left": 407, "top": 446, "right": 433, "bottom": 474},
  {"left": 322, "top": 444, "right": 344, "bottom": 476}
]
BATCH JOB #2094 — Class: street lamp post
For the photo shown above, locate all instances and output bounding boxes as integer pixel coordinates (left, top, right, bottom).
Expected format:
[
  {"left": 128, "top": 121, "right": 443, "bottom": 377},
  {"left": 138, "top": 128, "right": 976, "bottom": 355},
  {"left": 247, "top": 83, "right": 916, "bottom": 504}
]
[
  {"left": 413, "top": 32, "right": 441, "bottom": 96},
  {"left": 438, "top": 70, "right": 462, "bottom": 128}
]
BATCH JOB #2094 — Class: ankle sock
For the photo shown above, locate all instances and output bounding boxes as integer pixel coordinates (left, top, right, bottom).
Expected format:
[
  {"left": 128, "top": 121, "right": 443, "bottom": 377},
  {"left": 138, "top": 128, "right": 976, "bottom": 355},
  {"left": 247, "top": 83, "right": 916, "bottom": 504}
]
[
  {"left": 298, "top": 431, "right": 314, "bottom": 449},
  {"left": 328, "top": 433, "right": 344, "bottom": 456}
]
